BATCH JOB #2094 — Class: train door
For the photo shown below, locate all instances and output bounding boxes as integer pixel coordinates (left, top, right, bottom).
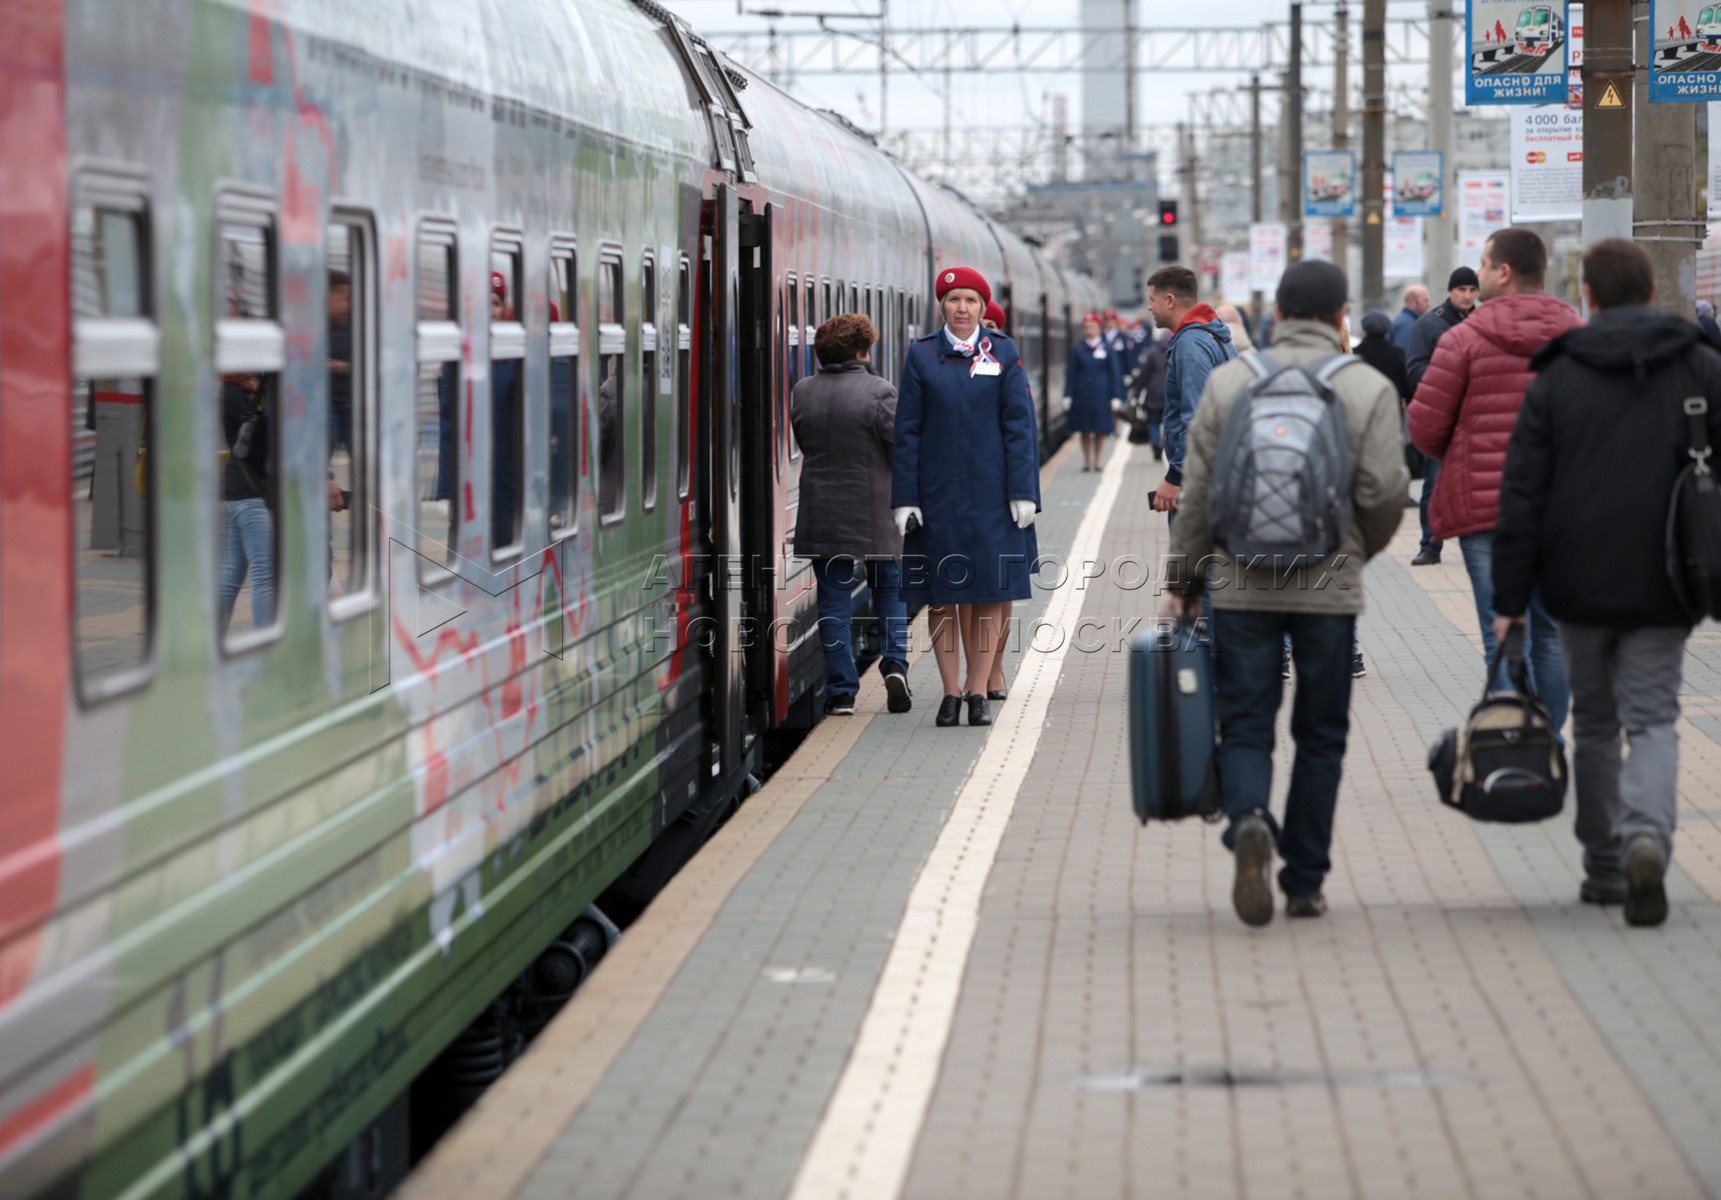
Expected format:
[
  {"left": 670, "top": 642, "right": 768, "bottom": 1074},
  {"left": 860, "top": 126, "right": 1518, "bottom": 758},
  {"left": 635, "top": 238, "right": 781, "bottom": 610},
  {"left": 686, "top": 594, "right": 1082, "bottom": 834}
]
[
  {"left": 706, "top": 185, "right": 749, "bottom": 780},
  {"left": 736, "top": 201, "right": 782, "bottom": 729}
]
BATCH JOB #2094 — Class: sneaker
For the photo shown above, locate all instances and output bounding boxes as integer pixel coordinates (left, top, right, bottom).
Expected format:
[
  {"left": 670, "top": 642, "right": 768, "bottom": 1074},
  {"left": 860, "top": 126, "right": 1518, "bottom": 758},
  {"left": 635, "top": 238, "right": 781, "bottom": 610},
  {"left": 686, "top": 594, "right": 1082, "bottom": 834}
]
[
  {"left": 1232, "top": 814, "right": 1275, "bottom": 928},
  {"left": 1410, "top": 548, "right": 1441, "bottom": 567},
  {"left": 1625, "top": 838, "right": 1669, "bottom": 927},
  {"left": 1285, "top": 892, "right": 1327, "bottom": 918},
  {"left": 1351, "top": 652, "right": 1366, "bottom": 679},
  {"left": 824, "top": 695, "right": 855, "bottom": 717},
  {"left": 1580, "top": 875, "right": 1628, "bottom": 906},
  {"left": 1281, "top": 645, "right": 1292, "bottom": 680},
  {"left": 882, "top": 665, "right": 913, "bottom": 714}
]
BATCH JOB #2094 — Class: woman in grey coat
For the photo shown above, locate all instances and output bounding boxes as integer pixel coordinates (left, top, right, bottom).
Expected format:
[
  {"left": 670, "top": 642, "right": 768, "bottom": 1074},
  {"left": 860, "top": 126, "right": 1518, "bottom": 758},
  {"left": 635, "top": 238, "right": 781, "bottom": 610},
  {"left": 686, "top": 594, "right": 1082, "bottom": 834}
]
[{"left": 790, "top": 313, "right": 912, "bottom": 716}]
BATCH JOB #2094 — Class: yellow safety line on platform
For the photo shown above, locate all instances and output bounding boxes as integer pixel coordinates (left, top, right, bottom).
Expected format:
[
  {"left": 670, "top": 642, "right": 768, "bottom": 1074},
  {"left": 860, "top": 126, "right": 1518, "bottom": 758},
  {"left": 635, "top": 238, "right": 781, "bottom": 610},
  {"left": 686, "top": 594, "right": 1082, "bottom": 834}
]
[{"left": 787, "top": 440, "right": 1135, "bottom": 1200}]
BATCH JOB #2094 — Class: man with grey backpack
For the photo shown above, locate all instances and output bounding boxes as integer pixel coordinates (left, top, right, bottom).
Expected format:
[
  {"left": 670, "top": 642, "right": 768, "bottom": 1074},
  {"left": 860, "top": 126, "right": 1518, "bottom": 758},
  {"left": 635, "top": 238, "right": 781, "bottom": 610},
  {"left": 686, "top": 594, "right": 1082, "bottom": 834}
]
[{"left": 1159, "top": 261, "right": 1409, "bottom": 927}]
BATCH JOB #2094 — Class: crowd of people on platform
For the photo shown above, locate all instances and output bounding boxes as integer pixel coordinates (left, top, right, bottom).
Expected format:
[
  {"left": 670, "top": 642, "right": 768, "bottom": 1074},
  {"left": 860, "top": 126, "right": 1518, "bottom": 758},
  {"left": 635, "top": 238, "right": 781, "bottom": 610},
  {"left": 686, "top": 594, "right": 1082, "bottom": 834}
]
[{"left": 791, "top": 231, "right": 1712, "bottom": 934}]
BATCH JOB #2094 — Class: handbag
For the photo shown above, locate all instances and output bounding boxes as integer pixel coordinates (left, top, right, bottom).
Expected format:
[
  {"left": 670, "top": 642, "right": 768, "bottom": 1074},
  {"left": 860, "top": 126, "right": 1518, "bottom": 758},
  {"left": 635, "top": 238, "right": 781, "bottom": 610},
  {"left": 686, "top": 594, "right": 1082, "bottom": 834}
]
[
  {"left": 1427, "top": 626, "right": 1567, "bottom": 823},
  {"left": 1665, "top": 393, "right": 1721, "bottom": 621}
]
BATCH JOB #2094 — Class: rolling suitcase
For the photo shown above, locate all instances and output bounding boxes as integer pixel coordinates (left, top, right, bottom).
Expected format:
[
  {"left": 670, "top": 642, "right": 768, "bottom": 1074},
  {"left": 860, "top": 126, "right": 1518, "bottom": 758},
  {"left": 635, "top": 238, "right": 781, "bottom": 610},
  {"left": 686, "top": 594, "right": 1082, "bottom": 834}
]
[{"left": 1127, "top": 620, "right": 1222, "bottom": 823}]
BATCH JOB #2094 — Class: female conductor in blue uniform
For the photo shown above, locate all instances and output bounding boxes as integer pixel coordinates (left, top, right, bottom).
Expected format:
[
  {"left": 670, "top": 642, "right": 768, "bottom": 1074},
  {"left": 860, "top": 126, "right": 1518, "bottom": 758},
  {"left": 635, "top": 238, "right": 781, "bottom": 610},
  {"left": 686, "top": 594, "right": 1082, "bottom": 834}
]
[
  {"left": 893, "top": 266, "right": 1039, "bottom": 728},
  {"left": 1064, "top": 311, "right": 1122, "bottom": 472}
]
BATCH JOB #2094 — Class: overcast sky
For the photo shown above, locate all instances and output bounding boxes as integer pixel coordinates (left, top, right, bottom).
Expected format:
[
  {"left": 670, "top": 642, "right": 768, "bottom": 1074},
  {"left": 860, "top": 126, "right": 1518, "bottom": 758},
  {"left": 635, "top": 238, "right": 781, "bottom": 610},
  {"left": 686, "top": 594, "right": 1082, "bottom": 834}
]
[{"left": 656, "top": 0, "right": 1438, "bottom": 137}]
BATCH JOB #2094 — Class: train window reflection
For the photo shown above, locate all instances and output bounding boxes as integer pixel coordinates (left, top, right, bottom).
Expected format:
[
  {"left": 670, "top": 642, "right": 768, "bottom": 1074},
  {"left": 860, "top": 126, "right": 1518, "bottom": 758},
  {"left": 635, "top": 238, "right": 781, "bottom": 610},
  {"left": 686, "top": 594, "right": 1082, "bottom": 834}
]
[
  {"left": 598, "top": 254, "right": 624, "bottom": 522},
  {"left": 326, "top": 218, "right": 373, "bottom": 609},
  {"left": 216, "top": 206, "right": 283, "bottom": 647},
  {"left": 641, "top": 254, "right": 658, "bottom": 513},
  {"left": 549, "top": 245, "right": 579, "bottom": 536},
  {"left": 490, "top": 238, "right": 525, "bottom": 556},
  {"left": 71, "top": 197, "right": 155, "bottom": 697},
  {"left": 415, "top": 224, "right": 459, "bottom": 576},
  {"left": 676, "top": 255, "right": 691, "bottom": 500}
]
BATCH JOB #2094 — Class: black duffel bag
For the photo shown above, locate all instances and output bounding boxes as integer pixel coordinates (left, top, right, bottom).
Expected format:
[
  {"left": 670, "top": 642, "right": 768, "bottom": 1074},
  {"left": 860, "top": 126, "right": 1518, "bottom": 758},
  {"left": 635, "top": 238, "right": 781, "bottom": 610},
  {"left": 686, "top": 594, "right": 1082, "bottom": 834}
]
[
  {"left": 1427, "top": 627, "right": 1567, "bottom": 823},
  {"left": 1666, "top": 394, "right": 1721, "bottom": 621}
]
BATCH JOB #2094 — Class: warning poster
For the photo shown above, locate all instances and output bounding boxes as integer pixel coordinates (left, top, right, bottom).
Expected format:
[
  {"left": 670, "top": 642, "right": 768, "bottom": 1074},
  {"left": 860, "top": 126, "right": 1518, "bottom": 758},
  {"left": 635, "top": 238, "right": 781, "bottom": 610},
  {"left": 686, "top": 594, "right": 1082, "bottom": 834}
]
[
  {"left": 1467, "top": 0, "right": 1572, "bottom": 105},
  {"left": 1650, "top": 0, "right": 1721, "bottom": 101}
]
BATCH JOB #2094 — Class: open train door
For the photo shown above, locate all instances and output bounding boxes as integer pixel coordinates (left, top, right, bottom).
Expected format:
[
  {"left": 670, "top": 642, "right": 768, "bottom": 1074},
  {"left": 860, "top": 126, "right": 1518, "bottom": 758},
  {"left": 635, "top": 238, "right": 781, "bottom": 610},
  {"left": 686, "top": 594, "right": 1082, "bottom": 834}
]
[
  {"left": 735, "top": 201, "right": 780, "bottom": 733},
  {"left": 707, "top": 185, "right": 750, "bottom": 781}
]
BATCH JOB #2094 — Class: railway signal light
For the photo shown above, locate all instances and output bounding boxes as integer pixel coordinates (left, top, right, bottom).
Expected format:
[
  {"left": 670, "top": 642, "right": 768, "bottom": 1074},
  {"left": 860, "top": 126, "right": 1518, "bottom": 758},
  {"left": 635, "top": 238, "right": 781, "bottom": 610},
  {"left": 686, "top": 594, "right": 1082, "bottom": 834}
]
[
  {"left": 1158, "top": 234, "right": 1180, "bottom": 263},
  {"left": 1158, "top": 200, "right": 1178, "bottom": 227}
]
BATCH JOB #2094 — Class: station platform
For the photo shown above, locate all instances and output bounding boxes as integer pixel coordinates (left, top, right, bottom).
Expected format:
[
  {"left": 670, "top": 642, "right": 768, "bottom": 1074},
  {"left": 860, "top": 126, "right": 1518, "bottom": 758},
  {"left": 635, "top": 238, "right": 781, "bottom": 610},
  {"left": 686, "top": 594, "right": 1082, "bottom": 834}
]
[{"left": 400, "top": 438, "right": 1721, "bottom": 1200}]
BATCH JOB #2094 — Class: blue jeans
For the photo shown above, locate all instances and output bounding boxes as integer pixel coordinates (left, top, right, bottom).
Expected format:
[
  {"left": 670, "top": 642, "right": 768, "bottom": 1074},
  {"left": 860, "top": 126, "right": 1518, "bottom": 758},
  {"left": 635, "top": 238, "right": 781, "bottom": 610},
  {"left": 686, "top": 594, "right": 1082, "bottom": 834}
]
[
  {"left": 1419, "top": 459, "right": 1444, "bottom": 553},
  {"left": 220, "top": 497, "right": 275, "bottom": 631},
  {"left": 1214, "top": 609, "right": 1356, "bottom": 897},
  {"left": 813, "top": 557, "right": 908, "bottom": 699},
  {"left": 1458, "top": 532, "right": 1568, "bottom": 736}
]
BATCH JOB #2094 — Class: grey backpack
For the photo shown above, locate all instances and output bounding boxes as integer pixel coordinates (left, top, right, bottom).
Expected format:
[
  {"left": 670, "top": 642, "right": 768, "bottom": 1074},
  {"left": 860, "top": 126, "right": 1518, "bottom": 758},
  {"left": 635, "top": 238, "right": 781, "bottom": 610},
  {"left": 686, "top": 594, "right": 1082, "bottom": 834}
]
[{"left": 1207, "top": 351, "right": 1357, "bottom": 572}]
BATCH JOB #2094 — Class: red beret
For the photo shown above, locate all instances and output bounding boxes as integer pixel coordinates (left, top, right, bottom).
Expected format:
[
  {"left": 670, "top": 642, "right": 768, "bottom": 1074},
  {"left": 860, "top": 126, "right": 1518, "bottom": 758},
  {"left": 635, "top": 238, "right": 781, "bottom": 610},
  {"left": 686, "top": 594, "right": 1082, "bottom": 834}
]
[
  {"left": 1083, "top": 311, "right": 1102, "bottom": 324},
  {"left": 490, "top": 271, "right": 507, "bottom": 298},
  {"left": 983, "top": 301, "right": 1006, "bottom": 327},
  {"left": 935, "top": 266, "right": 991, "bottom": 305},
  {"left": 1104, "top": 310, "right": 1119, "bottom": 321}
]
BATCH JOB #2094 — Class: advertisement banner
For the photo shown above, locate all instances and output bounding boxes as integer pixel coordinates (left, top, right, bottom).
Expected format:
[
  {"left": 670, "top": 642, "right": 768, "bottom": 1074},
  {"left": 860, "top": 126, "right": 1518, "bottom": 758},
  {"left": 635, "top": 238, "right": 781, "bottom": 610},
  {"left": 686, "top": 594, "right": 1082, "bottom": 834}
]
[
  {"left": 1458, "top": 170, "right": 1511, "bottom": 268},
  {"left": 1303, "top": 221, "right": 1335, "bottom": 263},
  {"left": 1383, "top": 176, "right": 1426, "bottom": 279},
  {"left": 1650, "top": 0, "right": 1721, "bottom": 101},
  {"left": 1567, "top": 3, "right": 1585, "bottom": 108},
  {"left": 1710, "top": 102, "right": 1721, "bottom": 216},
  {"left": 1509, "top": 105, "right": 1584, "bottom": 220},
  {"left": 1303, "top": 151, "right": 1357, "bottom": 218},
  {"left": 1249, "top": 223, "right": 1288, "bottom": 291},
  {"left": 1221, "top": 252, "right": 1251, "bottom": 303},
  {"left": 1393, "top": 151, "right": 1446, "bottom": 217},
  {"left": 1466, "top": 0, "right": 1571, "bottom": 105}
]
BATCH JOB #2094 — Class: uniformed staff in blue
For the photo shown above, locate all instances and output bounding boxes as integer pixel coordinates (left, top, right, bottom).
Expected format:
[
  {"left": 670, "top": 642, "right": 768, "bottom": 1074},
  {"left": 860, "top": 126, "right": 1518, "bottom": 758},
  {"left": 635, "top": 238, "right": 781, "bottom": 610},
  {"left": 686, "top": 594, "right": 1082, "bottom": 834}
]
[
  {"left": 1064, "top": 311, "right": 1123, "bottom": 472},
  {"left": 893, "top": 267, "right": 1039, "bottom": 728}
]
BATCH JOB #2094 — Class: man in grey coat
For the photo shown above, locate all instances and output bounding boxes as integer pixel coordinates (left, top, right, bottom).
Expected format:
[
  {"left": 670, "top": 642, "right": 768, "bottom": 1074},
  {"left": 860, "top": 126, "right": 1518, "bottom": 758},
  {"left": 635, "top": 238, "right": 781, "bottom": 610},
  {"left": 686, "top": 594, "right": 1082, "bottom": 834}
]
[
  {"left": 790, "top": 313, "right": 911, "bottom": 716},
  {"left": 1161, "top": 260, "right": 1409, "bottom": 927}
]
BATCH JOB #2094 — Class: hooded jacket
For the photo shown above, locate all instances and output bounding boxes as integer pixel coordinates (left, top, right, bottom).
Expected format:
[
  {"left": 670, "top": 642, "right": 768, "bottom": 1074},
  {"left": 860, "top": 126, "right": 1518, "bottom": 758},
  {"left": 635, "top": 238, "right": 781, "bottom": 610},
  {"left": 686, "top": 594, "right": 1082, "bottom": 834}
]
[
  {"left": 1161, "top": 304, "right": 1235, "bottom": 486},
  {"left": 1407, "top": 291, "right": 1582, "bottom": 540},
  {"left": 1493, "top": 305, "right": 1721, "bottom": 628}
]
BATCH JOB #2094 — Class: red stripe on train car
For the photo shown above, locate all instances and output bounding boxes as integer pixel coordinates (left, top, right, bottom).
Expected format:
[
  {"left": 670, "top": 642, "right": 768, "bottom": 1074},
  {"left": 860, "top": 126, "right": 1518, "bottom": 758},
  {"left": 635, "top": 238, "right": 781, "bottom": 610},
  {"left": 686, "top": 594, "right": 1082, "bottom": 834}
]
[
  {"left": 0, "top": 1064, "right": 92, "bottom": 1160},
  {"left": 0, "top": 0, "right": 69, "bottom": 1002}
]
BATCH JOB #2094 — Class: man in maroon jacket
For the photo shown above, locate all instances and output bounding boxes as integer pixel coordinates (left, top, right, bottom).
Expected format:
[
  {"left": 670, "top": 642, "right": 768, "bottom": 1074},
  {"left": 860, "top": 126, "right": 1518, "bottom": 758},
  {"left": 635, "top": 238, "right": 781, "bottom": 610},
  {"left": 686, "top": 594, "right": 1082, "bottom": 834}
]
[{"left": 1408, "top": 228, "right": 1582, "bottom": 734}]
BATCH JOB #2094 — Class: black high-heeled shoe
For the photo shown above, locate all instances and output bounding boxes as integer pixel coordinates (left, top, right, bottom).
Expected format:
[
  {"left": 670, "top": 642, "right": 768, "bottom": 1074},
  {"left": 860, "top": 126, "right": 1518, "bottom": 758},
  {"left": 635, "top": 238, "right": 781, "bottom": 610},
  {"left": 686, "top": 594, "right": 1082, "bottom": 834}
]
[
  {"left": 966, "top": 694, "right": 992, "bottom": 726},
  {"left": 936, "top": 695, "right": 963, "bottom": 727},
  {"left": 986, "top": 689, "right": 1008, "bottom": 702}
]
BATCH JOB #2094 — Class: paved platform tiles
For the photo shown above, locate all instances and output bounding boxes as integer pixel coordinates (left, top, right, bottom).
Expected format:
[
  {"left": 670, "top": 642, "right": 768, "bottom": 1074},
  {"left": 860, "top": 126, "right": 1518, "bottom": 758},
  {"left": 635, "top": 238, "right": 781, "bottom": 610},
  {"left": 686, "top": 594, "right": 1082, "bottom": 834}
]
[{"left": 405, "top": 440, "right": 1721, "bottom": 1200}]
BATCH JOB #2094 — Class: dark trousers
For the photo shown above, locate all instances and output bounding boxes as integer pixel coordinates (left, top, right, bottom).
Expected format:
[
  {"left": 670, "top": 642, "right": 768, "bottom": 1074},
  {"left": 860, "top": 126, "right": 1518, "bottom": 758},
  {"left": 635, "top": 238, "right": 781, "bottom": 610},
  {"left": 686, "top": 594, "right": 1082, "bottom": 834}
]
[
  {"left": 1213, "top": 608, "right": 1356, "bottom": 897},
  {"left": 1418, "top": 458, "right": 1443, "bottom": 554},
  {"left": 813, "top": 557, "right": 907, "bottom": 700}
]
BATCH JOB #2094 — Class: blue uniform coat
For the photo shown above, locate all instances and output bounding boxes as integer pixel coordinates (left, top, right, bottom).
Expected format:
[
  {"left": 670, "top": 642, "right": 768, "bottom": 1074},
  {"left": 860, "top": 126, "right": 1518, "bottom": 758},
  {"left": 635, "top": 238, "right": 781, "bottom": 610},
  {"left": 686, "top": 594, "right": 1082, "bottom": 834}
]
[
  {"left": 1064, "top": 339, "right": 1122, "bottom": 434},
  {"left": 894, "top": 329, "right": 1039, "bottom": 603}
]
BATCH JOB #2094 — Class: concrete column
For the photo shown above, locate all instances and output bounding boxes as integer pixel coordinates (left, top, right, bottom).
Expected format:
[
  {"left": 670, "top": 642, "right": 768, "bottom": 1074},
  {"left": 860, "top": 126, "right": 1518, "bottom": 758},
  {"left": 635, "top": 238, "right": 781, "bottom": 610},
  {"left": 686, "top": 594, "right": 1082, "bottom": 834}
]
[
  {"left": 1633, "top": 0, "right": 1701, "bottom": 315},
  {"left": 1583, "top": 0, "right": 1635, "bottom": 245},
  {"left": 1425, "top": 0, "right": 1456, "bottom": 287},
  {"left": 1361, "top": 0, "right": 1387, "bottom": 309}
]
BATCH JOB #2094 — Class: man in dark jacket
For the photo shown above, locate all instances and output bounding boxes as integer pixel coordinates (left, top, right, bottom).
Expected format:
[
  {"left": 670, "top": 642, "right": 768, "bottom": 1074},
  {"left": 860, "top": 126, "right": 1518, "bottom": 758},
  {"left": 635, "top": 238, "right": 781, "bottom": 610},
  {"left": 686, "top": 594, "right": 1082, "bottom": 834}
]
[
  {"left": 791, "top": 313, "right": 910, "bottom": 716},
  {"left": 1147, "top": 264, "right": 1235, "bottom": 515},
  {"left": 1403, "top": 266, "right": 1479, "bottom": 565},
  {"left": 1493, "top": 240, "right": 1721, "bottom": 927},
  {"left": 1355, "top": 309, "right": 1411, "bottom": 400}
]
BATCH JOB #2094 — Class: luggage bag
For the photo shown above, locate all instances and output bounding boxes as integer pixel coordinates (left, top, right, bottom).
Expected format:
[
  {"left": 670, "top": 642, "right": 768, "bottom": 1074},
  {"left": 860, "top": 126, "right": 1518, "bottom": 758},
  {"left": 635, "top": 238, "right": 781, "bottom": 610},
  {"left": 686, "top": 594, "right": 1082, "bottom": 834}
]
[{"left": 1127, "top": 620, "right": 1222, "bottom": 823}]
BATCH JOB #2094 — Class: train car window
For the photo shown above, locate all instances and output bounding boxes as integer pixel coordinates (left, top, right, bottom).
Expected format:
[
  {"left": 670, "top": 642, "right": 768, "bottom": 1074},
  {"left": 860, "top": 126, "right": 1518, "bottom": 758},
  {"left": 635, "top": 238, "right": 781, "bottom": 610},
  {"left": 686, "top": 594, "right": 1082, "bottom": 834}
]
[
  {"left": 773, "top": 280, "right": 784, "bottom": 479},
  {"left": 850, "top": 283, "right": 860, "bottom": 313},
  {"left": 549, "top": 242, "right": 579, "bottom": 536},
  {"left": 676, "top": 254, "right": 692, "bottom": 501},
  {"left": 802, "top": 278, "right": 815, "bottom": 383},
  {"left": 832, "top": 279, "right": 843, "bottom": 317},
  {"left": 822, "top": 278, "right": 831, "bottom": 325},
  {"left": 641, "top": 253, "right": 659, "bottom": 513},
  {"left": 415, "top": 223, "right": 460, "bottom": 579},
  {"left": 598, "top": 252, "right": 624, "bottom": 522},
  {"left": 215, "top": 196, "right": 285, "bottom": 649},
  {"left": 326, "top": 216, "right": 376, "bottom": 614},
  {"left": 490, "top": 236, "right": 526, "bottom": 557},
  {"left": 786, "top": 272, "right": 799, "bottom": 389},
  {"left": 70, "top": 183, "right": 157, "bottom": 700}
]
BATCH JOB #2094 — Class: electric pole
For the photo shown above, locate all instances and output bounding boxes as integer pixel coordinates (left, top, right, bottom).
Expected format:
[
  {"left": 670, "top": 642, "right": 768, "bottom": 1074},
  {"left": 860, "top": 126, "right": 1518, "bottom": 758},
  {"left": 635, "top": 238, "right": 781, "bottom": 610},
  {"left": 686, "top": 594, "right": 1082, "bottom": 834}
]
[
  {"left": 1124, "top": 0, "right": 1137, "bottom": 170},
  {"left": 1251, "top": 74, "right": 1266, "bottom": 328},
  {"left": 1361, "top": 0, "right": 1386, "bottom": 310},
  {"left": 879, "top": 0, "right": 889, "bottom": 140},
  {"left": 1287, "top": 1, "right": 1305, "bottom": 261},
  {"left": 1633, "top": 0, "right": 1701, "bottom": 316},
  {"left": 1583, "top": 0, "right": 1633, "bottom": 245},
  {"left": 1180, "top": 122, "right": 1203, "bottom": 282},
  {"left": 1426, "top": 0, "right": 1455, "bottom": 283},
  {"left": 1333, "top": 1, "right": 1351, "bottom": 271}
]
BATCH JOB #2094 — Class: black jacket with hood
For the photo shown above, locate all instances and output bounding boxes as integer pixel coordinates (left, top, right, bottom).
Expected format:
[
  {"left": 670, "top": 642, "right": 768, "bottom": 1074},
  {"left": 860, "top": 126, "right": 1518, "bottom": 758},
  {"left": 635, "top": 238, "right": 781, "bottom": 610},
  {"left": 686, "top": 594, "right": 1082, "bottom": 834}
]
[{"left": 1493, "top": 305, "right": 1721, "bottom": 628}]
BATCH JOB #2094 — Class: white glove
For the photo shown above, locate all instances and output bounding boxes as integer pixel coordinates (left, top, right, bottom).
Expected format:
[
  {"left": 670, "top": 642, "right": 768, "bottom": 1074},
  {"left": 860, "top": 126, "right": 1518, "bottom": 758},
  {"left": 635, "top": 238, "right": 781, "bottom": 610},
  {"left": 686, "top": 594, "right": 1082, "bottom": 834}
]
[
  {"left": 893, "top": 506, "right": 923, "bottom": 537},
  {"left": 1110, "top": 398, "right": 1128, "bottom": 416},
  {"left": 1062, "top": 396, "right": 1073, "bottom": 412},
  {"left": 1010, "top": 499, "right": 1037, "bottom": 529}
]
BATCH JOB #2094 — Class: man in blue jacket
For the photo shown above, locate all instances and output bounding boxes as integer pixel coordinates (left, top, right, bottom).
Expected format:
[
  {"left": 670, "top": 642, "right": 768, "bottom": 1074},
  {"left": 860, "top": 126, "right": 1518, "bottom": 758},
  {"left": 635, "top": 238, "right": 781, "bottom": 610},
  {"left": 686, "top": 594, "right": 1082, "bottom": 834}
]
[
  {"left": 1146, "top": 265, "right": 1236, "bottom": 515},
  {"left": 1387, "top": 285, "right": 1428, "bottom": 352}
]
